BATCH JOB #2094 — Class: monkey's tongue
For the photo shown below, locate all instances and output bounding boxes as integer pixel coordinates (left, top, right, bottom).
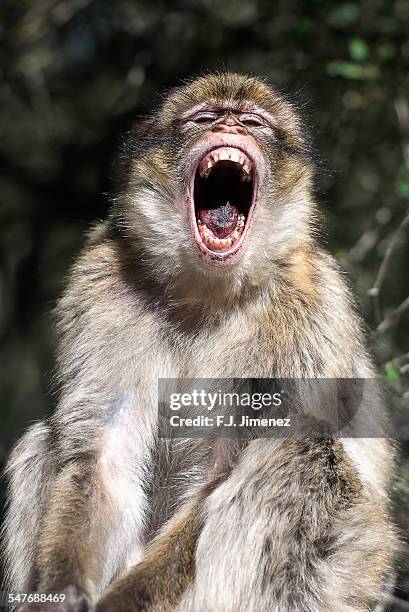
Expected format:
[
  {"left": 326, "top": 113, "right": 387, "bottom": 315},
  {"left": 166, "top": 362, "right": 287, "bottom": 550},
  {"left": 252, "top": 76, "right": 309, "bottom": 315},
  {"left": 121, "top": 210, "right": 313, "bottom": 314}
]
[{"left": 198, "top": 202, "right": 239, "bottom": 239}]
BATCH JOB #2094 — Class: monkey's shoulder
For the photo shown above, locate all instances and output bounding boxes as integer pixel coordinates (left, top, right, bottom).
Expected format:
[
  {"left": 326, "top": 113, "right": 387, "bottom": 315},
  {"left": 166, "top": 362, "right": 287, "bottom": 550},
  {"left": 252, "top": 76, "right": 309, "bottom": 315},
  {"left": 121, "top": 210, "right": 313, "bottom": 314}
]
[
  {"left": 277, "top": 242, "right": 357, "bottom": 318},
  {"left": 266, "top": 243, "right": 370, "bottom": 375},
  {"left": 55, "top": 223, "right": 162, "bottom": 337}
]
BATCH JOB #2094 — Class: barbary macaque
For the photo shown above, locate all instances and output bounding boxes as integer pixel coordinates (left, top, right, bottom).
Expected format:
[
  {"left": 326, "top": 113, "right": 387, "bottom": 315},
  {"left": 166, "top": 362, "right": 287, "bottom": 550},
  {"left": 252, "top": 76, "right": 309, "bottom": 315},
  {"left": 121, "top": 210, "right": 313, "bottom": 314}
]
[{"left": 2, "top": 73, "right": 396, "bottom": 612}]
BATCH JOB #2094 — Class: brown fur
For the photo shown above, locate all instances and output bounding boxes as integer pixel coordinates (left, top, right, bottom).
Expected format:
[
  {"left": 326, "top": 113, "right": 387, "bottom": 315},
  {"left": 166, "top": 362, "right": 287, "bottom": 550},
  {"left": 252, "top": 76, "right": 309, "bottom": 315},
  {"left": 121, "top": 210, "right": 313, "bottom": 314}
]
[{"left": 2, "top": 73, "right": 396, "bottom": 612}]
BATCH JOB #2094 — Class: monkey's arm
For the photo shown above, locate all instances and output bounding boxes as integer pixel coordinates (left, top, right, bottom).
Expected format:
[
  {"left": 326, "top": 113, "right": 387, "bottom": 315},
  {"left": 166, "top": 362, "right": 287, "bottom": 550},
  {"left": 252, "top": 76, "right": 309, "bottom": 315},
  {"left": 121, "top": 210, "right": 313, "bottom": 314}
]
[
  {"left": 9, "top": 408, "right": 151, "bottom": 612},
  {"left": 94, "top": 469, "right": 228, "bottom": 612},
  {"left": 96, "top": 436, "right": 396, "bottom": 612},
  {"left": 95, "top": 497, "right": 203, "bottom": 612},
  {"left": 5, "top": 239, "right": 160, "bottom": 611}
]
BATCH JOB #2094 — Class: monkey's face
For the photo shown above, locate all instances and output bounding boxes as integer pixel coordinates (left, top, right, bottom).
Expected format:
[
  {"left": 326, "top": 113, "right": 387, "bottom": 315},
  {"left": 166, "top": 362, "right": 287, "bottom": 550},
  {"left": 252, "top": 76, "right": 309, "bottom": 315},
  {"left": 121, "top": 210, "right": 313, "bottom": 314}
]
[
  {"left": 183, "top": 105, "right": 265, "bottom": 268},
  {"left": 124, "top": 74, "right": 316, "bottom": 285}
]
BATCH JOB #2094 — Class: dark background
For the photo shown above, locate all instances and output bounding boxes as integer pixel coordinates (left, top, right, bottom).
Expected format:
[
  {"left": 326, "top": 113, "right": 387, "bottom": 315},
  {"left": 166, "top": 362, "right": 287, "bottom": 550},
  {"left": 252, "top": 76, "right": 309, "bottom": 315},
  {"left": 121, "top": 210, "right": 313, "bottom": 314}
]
[{"left": 1, "top": 0, "right": 408, "bottom": 608}]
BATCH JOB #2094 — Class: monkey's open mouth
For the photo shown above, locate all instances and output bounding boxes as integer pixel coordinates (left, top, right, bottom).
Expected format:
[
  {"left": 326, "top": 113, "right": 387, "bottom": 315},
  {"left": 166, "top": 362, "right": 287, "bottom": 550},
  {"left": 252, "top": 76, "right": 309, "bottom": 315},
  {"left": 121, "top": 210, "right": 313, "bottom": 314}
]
[{"left": 192, "top": 147, "right": 255, "bottom": 259}]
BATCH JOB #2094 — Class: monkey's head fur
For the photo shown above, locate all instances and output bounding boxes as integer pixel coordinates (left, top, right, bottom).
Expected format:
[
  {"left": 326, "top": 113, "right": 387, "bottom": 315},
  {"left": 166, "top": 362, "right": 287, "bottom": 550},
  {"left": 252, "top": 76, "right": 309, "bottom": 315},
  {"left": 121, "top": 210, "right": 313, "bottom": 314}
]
[{"left": 115, "top": 73, "right": 318, "bottom": 298}]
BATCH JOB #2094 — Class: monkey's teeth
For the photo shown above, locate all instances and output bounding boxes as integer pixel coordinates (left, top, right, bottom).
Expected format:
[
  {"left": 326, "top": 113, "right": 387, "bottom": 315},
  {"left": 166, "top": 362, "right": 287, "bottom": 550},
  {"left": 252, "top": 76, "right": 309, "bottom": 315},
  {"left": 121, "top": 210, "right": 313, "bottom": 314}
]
[
  {"left": 241, "top": 165, "right": 252, "bottom": 182},
  {"left": 199, "top": 166, "right": 211, "bottom": 178},
  {"left": 198, "top": 147, "right": 253, "bottom": 178},
  {"left": 197, "top": 215, "right": 245, "bottom": 252},
  {"left": 237, "top": 214, "right": 245, "bottom": 229}
]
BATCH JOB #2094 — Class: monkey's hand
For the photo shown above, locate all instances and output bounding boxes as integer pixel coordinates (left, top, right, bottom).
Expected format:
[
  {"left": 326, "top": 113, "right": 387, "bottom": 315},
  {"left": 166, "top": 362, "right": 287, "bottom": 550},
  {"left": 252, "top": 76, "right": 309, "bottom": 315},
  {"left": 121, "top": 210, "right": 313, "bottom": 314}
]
[
  {"left": 94, "top": 560, "right": 181, "bottom": 612},
  {"left": 95, "top": 498, "right": 202, "bottom": 612},
  {"left": 16, "top": 585, "right": 90, "bottom": 612},
  {"left": 95, "top": 580, "right": 154, "bottom": 612}
]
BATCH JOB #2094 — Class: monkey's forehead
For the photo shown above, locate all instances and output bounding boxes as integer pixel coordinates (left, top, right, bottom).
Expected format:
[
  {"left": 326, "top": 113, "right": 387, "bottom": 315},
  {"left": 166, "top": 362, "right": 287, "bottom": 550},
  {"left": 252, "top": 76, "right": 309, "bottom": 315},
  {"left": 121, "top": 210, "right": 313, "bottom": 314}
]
[{"left": 160, "top": 73, "right": 299, "bottom": 123}]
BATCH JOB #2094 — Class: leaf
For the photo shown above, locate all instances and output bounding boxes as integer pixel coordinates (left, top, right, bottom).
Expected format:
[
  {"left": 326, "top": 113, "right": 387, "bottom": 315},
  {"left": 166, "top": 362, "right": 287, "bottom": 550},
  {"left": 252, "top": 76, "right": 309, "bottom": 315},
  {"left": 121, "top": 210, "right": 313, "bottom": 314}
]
[
  {"left": 349, "top": 37, "right": 369, "bottom": 63},
  {"left": 385, "top": 362, "right": 401, "bottom": 392},
  {"left": 396, "top": 165, "right": 409, "bottom": 197},
  {"left": 326, "top": 61, "right": 379, "bottom": 80},
  {"left": 397, "top": 178, "right": 409, "bottom": 197},
  {"left": 378, "top": 43, "right": 396, "bottom": 62},
  {"left": 328, "top": 3, "right": 360, "bottom": 27}
]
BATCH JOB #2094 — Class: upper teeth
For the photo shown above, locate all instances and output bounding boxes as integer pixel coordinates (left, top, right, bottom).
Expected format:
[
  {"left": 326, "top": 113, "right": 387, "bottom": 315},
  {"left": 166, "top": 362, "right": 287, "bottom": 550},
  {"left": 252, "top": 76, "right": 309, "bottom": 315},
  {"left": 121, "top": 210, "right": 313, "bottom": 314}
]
[{"left": 199, "top": 147, "right": 253, "bottom": 179}]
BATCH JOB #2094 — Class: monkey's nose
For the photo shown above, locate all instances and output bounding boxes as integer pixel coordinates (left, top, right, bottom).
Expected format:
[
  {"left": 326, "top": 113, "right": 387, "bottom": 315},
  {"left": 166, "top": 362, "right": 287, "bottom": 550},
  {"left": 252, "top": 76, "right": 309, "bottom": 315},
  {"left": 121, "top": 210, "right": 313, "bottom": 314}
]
[{"left": 212, "top": 123, "right": 247, "bottom": 136}]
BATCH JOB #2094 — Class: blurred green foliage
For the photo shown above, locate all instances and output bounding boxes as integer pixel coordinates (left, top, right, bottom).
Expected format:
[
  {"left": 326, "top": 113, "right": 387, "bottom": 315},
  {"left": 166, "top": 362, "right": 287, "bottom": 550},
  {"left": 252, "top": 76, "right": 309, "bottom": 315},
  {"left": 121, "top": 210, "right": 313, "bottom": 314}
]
[{"left": 0, "top": 0, "right": 408, "bottom": 606}]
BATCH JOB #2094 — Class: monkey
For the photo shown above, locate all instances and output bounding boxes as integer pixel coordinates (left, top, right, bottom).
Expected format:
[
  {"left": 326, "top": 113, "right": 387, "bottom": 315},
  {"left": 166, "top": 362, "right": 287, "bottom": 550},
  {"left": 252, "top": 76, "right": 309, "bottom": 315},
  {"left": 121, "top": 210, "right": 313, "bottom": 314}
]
[{"left": 2, "top": 73, "right": 397, "bottom": 612}]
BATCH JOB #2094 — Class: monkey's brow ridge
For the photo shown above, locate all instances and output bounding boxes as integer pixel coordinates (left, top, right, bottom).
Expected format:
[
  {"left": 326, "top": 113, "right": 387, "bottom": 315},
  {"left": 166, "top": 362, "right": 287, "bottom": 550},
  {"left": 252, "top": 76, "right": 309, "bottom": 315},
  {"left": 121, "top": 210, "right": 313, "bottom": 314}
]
[{"left": 182, "top": 102, "right": 276, "bottom": 121}]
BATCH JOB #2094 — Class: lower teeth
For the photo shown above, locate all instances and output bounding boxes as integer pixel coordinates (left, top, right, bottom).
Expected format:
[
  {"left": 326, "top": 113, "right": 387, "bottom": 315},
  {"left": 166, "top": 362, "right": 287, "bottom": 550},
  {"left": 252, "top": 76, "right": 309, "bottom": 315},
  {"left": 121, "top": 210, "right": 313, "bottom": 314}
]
[{"left": 197, "top": 214, "right": 245, "bottom": 251}]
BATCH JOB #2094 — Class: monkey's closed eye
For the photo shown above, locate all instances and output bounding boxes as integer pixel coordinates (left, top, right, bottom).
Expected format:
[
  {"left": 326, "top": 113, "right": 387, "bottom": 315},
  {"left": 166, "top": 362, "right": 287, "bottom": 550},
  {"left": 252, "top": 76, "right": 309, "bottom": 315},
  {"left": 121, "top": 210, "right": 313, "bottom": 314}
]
[
  {"left": 190, "top": 112, "right": 219, "bottom": 124},
  {"left": 238, "top": 114, "right": 267, "bottom": 127}
]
